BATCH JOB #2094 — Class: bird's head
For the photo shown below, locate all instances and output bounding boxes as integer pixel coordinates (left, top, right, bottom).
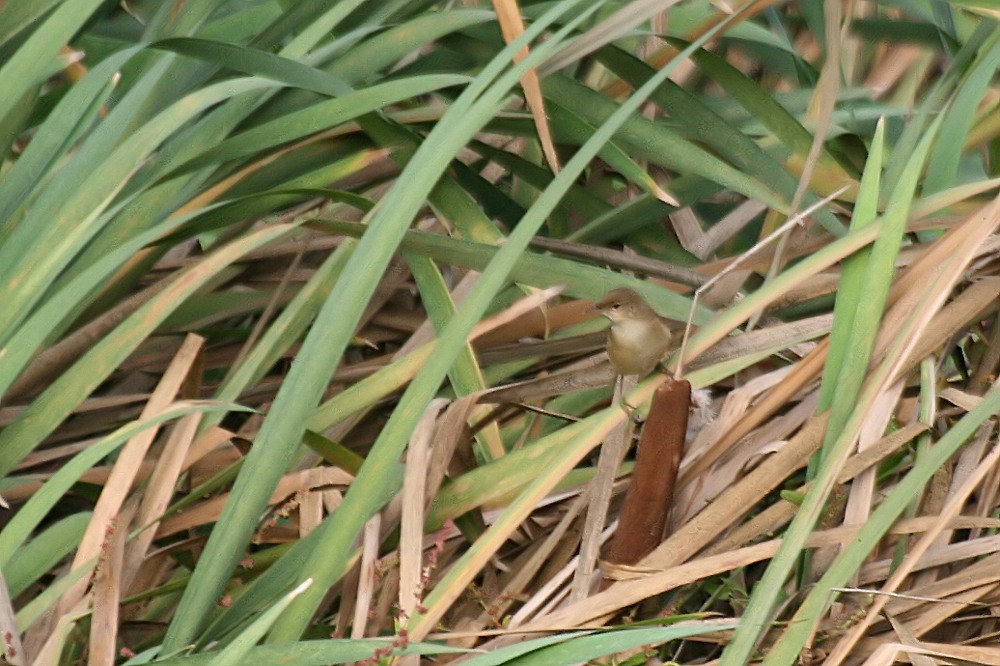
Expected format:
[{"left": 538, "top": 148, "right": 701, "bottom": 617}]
[{"left": 588, "top": 287, "right": 655, "bottom": 325}]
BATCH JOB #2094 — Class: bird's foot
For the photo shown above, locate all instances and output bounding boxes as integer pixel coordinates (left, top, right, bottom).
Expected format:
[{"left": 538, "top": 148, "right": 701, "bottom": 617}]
[{"left": 618, "top": 398, "right": 645, "bottom": 424}]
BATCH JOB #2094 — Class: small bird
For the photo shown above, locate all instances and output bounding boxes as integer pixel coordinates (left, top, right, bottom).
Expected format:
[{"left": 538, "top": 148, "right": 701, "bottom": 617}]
[{"left": 589, "top": 287, "right": 673, "bottom": 389}]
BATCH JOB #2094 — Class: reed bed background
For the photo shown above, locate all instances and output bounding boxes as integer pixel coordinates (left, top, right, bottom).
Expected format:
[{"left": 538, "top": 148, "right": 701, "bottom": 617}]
[{"left": 2, "top": 1, "right": 1000, "bottom": 664}]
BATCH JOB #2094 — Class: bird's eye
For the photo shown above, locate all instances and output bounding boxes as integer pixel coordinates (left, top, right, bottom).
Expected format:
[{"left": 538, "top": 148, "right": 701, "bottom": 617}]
[{"left": 611, "top": 303, "right": 621, "bottom": 309}]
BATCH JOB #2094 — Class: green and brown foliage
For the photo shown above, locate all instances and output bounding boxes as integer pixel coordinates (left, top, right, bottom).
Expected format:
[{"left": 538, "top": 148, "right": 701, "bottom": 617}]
[{"left": 2, "top": 0, "right": 1000, "bottom": 664}]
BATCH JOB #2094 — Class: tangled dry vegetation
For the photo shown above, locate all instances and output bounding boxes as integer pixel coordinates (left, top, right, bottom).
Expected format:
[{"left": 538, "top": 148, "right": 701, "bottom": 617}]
[{"left": 2, "top": 1, "right": 1000, "bottom": 665}]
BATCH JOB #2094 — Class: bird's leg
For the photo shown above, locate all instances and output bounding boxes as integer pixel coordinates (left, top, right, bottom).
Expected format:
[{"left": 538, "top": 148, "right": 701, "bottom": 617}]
[
  {"left": 613, "top": 373, "right": 628, "bottom": 412},
  {"left": 614, "top": 374, "right": 643, "bottom": 422}
]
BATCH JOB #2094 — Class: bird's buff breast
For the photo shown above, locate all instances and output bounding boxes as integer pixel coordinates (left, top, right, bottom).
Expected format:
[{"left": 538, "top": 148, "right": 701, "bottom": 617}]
[{"left": 608, "top": 318, "right": 669, "bottom": 376}]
